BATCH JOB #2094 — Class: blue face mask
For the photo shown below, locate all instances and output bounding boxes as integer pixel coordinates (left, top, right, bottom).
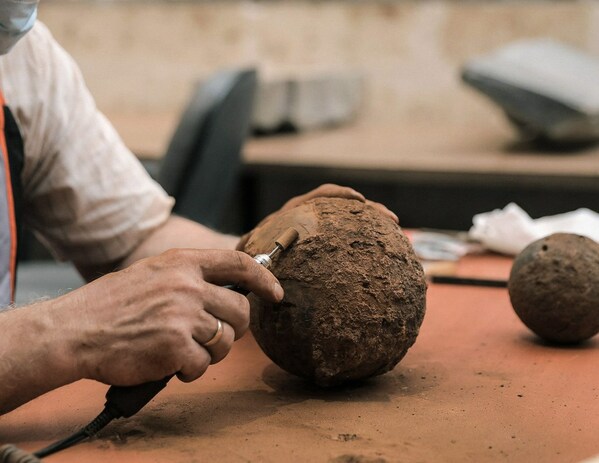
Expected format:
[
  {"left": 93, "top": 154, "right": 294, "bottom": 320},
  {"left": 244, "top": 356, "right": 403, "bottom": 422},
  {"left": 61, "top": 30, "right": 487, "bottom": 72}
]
[{"left": 0, "top": 0, "right": 38, "bottom": 55}]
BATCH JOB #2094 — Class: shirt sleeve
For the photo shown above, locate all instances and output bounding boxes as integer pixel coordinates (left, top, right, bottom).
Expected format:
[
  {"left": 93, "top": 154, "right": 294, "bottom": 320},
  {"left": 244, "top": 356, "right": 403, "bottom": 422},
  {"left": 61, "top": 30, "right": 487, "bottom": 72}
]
[{"left": 2, "top": 22, "right": 175, "bottom": 265}]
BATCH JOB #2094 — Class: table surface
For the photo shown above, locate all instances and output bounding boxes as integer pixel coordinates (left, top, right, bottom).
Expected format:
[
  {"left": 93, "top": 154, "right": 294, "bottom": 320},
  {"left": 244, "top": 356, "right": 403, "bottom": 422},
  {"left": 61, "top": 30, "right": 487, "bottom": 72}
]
[
  {"left": 109, "top": 111, "right": 599, "bottom": 181},
  {"left": 244, "top": 125, "right": 599, "bottom": 180},
  {"left": 1, "top": 254, "right": 597, "bottom": 463}
]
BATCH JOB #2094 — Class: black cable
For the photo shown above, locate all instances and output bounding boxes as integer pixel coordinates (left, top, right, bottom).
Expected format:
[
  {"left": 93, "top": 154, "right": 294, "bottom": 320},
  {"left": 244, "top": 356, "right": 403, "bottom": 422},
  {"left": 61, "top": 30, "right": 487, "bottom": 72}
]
[
  {"left": 33, "top": 407, "right": 115, "bottom": 459},
  {"left": 29, "top": 375, "right": 171, "bottom": 459}
]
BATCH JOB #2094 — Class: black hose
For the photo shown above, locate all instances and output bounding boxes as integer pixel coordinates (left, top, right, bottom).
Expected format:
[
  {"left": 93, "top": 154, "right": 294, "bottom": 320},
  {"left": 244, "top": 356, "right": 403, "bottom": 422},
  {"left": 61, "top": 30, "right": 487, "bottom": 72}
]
[{"left": 33, "top": 407, "right": 114, "bottom": 459}]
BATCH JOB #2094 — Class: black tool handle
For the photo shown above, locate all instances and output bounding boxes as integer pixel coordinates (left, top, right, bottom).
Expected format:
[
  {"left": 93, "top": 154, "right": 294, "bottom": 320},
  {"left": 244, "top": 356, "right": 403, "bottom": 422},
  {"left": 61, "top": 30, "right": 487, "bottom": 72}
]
[
  {"left": 105, "top": 375, "right": 173, "bottom": 418},
  {"left": 223, "top": 283, "right": 250, "bottom": 295}
]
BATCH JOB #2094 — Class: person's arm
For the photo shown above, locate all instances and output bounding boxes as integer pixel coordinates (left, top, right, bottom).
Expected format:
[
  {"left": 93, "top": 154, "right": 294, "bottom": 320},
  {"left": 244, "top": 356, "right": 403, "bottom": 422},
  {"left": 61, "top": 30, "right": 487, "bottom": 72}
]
[
  {"left": 75, "top": 216, "right": 239, "bottom": 281},
  {"left": 0, "top": 300, "right": 80, "bottom": 415}
]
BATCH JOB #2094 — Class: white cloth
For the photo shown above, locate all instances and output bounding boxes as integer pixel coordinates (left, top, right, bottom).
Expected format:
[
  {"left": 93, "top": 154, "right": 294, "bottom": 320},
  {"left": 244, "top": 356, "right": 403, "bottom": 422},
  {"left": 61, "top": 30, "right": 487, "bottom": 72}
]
[
  {"left": 468, "top": 203, "right": 599, "bottom": 255},
  {"left": 0, "top": 21, "right": 174, "bottom": 264}
]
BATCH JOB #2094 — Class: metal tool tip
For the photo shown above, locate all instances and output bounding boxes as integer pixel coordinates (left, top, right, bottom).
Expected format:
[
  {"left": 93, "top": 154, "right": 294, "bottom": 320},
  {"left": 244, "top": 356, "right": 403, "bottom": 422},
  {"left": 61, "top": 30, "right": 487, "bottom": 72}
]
[{"left": 275, "top": 228, "right": 299, "bottom": 250}]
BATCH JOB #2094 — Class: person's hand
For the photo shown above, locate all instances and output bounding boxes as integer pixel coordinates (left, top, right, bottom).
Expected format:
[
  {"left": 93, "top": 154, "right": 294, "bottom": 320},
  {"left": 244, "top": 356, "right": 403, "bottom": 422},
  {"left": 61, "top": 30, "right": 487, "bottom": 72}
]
[
  {"left": 280, "top": 184, "right": 398, "bottom": 222},
  {"left": 237, "top": 183, "right": 398, "bottom": 250},
  {"left": 58, "top": 248, "right": 283, "bottom": 387}
]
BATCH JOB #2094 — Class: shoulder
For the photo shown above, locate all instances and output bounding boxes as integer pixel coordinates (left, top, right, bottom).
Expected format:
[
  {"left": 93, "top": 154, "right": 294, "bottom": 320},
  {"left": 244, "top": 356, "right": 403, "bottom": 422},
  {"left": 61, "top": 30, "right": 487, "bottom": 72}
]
[
  {"left": 0, "top": 21, "right": 83, "bottom": 120},
  {"left": 0, "top": 22, "right": 65, "bottom": 97},
  {"left": 0, "top": 21, "right": 91, "bottom": 194}
]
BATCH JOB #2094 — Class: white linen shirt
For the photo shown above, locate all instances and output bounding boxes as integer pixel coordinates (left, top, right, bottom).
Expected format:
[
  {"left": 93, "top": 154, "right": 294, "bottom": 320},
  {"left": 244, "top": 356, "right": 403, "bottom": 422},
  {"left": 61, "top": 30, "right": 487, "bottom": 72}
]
[{"left": 0, "top": 21, "right": 174, "bottom": 265}]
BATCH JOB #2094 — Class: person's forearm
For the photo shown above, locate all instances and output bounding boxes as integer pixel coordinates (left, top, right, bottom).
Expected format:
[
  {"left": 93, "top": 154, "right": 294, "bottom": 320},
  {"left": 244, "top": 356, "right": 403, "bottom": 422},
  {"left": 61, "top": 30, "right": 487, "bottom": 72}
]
[
  {"left": 0, "top": 298, "right": 82, "bottom": 415},
  {"left": 76, "top": 216, "right": 239, "bottom": 281},
  {"left": 122, "top": 215, "right": 239, "bottom": 267}
]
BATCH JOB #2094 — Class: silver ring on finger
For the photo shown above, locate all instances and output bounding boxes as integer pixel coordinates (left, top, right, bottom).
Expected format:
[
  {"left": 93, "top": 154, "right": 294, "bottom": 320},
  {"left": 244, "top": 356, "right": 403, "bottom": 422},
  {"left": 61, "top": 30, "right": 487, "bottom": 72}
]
[{"left": 202, "top": 319, "right": 224, "bottom": 347}]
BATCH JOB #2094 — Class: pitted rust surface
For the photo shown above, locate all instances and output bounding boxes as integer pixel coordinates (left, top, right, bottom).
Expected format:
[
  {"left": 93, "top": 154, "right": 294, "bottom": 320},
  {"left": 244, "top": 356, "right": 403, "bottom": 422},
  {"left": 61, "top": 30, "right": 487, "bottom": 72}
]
[
  {"left": 508, "top": 233, "right": 599, "bottom": 344},
  {"left": 244, "top": 198, "right": 427, "bottom": 386}
]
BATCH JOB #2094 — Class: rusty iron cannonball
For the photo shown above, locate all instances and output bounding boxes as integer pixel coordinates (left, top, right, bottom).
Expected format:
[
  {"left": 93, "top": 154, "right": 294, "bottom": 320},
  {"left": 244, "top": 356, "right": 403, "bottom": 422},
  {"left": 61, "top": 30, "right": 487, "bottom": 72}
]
[
  {"left": 243, "top": 197, "right": 427, "bottom": 387},
  {"left": 508, "top": 233, "right": 599, "bottom": 344}
]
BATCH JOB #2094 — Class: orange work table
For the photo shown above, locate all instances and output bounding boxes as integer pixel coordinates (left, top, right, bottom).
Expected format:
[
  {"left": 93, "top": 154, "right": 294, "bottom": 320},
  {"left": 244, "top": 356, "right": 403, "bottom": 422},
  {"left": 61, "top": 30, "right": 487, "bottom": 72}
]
[{"left": 1, "top": 254, "right": 597, "bottom": 463}]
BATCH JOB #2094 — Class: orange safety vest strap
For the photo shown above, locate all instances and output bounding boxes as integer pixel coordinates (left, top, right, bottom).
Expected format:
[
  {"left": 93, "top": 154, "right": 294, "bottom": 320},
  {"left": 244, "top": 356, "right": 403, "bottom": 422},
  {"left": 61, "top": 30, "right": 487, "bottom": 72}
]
[{"left": 0, "top": 89, "right": 18, "bottom": 305}]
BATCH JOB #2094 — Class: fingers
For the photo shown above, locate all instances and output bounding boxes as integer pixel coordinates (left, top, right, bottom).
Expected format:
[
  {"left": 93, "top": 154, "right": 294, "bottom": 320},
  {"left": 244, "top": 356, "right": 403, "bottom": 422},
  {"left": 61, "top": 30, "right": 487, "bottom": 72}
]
[
  {"left": 177, "top": 317, "right": 236, "bottom": 382},
  {"left": 281, "top": 183, "right": 366, "bottom": 212},
  {"left": 167, "top": 249, "right": 283, "bottom": 381},
  {"left": 289, "top": 185, "right": 397, "bottom": 224},
  {"left": 191, "top": 283, "right": 250, "bottom": 339},
  {"left": 236, "top": 230, "right": 253, "bottom": 251},
  {"left": 176, "top": 340, "right": 211, "bottom": 382},
  {"left": 366, "top": 200, "right": 399, "bottom": 224},
  {"left": 201, "top": 318, "right": 235, "bottom": 364},
  {"left": 308, "top": 183, "right": 366, "bottom": 202},
  {"left": 195, "top": 250, "right": 284, "bottom": 303}
]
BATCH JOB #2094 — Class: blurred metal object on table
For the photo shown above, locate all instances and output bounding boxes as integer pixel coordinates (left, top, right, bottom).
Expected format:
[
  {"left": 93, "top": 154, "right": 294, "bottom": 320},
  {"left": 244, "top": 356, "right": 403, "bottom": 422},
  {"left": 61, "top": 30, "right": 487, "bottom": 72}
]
[
  {"left": 462, "top": 39, "right": 599, "bottom": 147},
  {"left": 407, "top": 229, "right": 484, "bottom": 277},
  {"left": 251, "top": 72, "right": 364, "bottom": 135},
  {"left": 409, "top": 230, "right": 480, "bottom": 262}
]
